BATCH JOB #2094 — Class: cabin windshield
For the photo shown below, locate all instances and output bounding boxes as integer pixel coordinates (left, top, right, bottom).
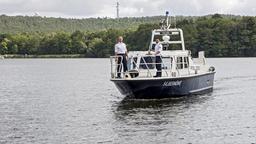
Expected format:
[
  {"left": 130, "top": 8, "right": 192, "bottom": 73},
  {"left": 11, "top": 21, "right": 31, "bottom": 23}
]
[
  {"left": 127, "top": 57, "right": 138, "bottom": 70},
  {"left": 139, "top": 56, "right": 155, "bottom": 69}
]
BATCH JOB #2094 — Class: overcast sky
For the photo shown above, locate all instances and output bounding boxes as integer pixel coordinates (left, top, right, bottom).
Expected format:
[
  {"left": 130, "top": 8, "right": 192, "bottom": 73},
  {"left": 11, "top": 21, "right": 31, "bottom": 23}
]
[{"left": 0, "top": 0, "right": 255, "bottom": 18}]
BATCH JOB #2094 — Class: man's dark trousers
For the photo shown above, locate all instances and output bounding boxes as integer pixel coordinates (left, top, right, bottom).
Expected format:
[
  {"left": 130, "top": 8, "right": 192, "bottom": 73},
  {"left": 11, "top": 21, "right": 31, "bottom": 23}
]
[
  {"left": 155, "top": 56, "right": 162, "bottom": 77},
  {"left": 117, "top": 54, "right": 127, "bottom": 78}
]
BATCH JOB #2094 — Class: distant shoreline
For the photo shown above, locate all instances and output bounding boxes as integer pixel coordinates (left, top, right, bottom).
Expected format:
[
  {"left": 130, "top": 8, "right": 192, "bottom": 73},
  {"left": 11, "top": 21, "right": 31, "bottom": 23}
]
[{"left": 2, "top": 54, "right": 87, "bottom": 59}]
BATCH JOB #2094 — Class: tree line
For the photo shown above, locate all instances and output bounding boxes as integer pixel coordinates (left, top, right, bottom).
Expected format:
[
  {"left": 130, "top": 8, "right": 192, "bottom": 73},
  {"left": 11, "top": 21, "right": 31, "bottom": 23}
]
[
  {"left": 0, "top": 15, "right": 164, "bottom": 33},
  {"left": 0, "top": 14, "right": 255, "bottom": 57}
]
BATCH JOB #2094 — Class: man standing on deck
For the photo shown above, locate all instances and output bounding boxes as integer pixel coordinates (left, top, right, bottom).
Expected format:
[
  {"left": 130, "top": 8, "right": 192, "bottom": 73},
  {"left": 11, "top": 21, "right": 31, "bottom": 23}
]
[
  {"left": 150, "top": 39, "right": 163, "bottom": 77},
  {"left": 115, "top": 36, "right": 128, "bottom": 78}
]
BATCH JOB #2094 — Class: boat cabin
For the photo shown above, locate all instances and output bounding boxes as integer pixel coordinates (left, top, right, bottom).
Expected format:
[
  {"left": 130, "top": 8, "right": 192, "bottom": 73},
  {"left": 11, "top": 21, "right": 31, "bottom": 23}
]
[{"left": 110, "top": 13, "right": 209, "bottom": 79}]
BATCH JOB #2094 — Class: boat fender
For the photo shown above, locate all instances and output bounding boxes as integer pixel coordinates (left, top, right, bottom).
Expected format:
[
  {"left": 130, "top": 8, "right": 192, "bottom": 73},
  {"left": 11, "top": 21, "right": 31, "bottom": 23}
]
[
  {"left": 127, "top": 70, "right": 139, "bottom": 78},
  {"left": 125, "top": 73, "right": 131, "bottom": 79},
  {"left": 209, "top": 66, "right": 215, "bottom": 72}
]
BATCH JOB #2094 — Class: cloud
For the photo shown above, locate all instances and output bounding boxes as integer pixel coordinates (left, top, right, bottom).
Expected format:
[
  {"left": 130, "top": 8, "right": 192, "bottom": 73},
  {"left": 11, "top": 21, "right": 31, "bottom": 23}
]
[{"left": 0, "top": 0, "right": 255, "bottom": 18}]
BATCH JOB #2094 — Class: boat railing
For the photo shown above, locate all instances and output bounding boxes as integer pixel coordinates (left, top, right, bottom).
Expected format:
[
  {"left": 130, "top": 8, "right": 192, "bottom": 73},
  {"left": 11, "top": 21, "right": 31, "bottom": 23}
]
[
  {"left": 110, "top": 56, "right": 124, "bottom": 78},
  {"left": 111, "top": 55, "right": 185, "bottom": 79}
]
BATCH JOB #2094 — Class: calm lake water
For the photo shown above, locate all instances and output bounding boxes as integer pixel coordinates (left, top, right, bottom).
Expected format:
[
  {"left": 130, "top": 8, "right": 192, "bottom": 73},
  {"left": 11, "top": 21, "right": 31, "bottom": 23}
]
[{"left": 1, "top": 58, "right": 256, "bottom": 144}]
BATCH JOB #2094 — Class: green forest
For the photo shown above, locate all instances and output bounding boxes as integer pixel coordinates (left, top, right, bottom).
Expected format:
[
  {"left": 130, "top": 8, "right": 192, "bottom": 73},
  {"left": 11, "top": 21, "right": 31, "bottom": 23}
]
[{"left": 0, "top": 14, "right": 256, "bottom": 57}]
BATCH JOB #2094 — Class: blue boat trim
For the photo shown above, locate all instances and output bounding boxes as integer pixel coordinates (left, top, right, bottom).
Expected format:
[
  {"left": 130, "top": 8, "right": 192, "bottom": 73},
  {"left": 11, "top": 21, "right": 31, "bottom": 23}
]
[
  {"left": 111, "top": 72, "right": 216, "bottom": 81},
  {"left": 189, "top": 86, "right": 213, "bottom": 93}
]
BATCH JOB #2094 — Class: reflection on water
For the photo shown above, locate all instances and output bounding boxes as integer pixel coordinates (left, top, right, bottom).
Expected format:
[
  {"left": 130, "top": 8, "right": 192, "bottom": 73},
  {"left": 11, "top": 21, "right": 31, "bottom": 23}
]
[
  {"left": 111, "top": 94, "right": 216, "bottom": 144},
  {"left": 116, "top": 94, "right": 212, "bottom": 111},
  {"left": 114, "top": 94, "right": 212, "bottom": 124}
]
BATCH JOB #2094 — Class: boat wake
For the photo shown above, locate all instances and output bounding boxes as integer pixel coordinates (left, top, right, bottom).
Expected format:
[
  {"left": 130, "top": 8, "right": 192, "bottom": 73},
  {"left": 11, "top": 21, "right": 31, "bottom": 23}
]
[{"left": 215, "top": 75, "right": 256, "bottom": 83}]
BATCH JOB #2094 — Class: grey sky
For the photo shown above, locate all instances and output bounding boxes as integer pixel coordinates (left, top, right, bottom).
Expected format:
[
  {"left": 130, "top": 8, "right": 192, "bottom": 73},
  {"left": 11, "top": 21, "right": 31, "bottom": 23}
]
[{"left": 0, "top": 0, "right": 255, "bottom": 18}]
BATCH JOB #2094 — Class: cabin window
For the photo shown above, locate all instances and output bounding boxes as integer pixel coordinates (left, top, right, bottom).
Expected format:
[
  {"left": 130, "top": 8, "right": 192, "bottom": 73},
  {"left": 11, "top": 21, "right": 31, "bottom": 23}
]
[
  {"left": 162, "top": 57, "right": 173, "bottom": 69},
  {"left": 139, "top": 56, "right": 155, "bottom": 69},
  {"left": 177, "top": 57, "right": 183, "bottom": 69},
  {"left": 184, "top": 57, "right": 189, "bottom": 68},
  {"left": 177, "top": 57, "right": 189, "bottom": 69}
]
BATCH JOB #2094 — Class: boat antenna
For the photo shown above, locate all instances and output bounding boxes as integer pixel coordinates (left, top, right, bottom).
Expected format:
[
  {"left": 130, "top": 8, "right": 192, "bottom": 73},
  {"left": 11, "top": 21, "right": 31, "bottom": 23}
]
[
  {"left": 160, "top": 11, "right": 171, "bottom": 29},
  {"left": 166, "top": 11, "right": 170, "bottom": 28}
]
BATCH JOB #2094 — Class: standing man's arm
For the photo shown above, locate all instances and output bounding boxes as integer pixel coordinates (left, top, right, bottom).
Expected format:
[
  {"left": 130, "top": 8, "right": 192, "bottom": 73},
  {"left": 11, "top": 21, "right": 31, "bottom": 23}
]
[
  {"left": 155, "top": 44, "right": 163, "bottom": 55},
  {"left": 154, "top": 48, "right": 160, "bottom": 55},
  {"left": 125, "top": 44, "right": 128, "bottom": 58},
  {"left": 155, "top": 51, "right": 160, "bottom": 55}
]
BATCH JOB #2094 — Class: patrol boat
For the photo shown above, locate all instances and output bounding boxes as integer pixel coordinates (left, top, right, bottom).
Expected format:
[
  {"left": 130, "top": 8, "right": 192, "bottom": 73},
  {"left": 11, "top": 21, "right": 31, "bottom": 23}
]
[{"left": 110, "top": 12, "right": 216, "bottom": 99}]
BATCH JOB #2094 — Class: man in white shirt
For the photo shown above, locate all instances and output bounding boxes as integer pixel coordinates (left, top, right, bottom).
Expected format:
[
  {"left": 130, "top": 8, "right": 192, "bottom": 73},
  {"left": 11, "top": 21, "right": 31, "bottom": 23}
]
[
  {"left": 115, "top": 36, "right": 128, "bottom": 78},
  {"left": 149, "top": 39, "right": 162, "bottom": 77}
]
